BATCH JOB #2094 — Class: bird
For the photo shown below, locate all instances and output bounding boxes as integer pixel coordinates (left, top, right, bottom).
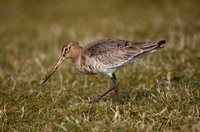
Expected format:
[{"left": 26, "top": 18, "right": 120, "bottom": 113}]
[{"left": 43, "top": 38, "right": 166, "bottom": 103}]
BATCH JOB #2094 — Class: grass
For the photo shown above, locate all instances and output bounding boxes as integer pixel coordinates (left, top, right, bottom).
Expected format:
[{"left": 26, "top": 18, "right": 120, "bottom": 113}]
[{"left": 0, "top": 0, "right": 200, "bottom": 131}]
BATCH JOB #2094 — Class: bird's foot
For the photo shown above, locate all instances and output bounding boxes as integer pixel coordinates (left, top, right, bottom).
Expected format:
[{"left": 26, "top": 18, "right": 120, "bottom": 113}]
[{"left": 88, "top": 98, "right": 99, "bottom": 104}]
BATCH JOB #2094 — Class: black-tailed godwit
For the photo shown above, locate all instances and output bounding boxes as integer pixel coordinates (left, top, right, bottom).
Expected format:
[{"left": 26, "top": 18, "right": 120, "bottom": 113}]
[{"left": 43, "top": 39, "right": 166, "bottom": 103}]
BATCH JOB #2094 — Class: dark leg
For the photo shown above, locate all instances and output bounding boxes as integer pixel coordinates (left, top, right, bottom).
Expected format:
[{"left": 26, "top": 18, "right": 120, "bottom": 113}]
[
  {"left": 89, "top": 73, "right": 119, "bottom": 103},
  {"left": 113, "top": 73, "right": 119, "bottom": 101}
]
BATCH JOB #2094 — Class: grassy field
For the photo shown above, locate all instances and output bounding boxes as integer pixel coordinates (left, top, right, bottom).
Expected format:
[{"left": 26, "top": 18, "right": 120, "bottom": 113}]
[{"left": 0, "top": 0, "right": 200, "bottom": 131}]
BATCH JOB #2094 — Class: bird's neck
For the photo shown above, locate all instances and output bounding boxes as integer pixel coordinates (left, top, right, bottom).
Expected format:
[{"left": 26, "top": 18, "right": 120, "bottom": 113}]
[{"left": 71, "top": 46, "right": 83, "bottom": 69}]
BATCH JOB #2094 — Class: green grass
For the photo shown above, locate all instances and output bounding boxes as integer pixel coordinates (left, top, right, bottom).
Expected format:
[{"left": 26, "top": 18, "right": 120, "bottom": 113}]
[{"left": 0, "top": 0, "right": 200, "bottom": 131}]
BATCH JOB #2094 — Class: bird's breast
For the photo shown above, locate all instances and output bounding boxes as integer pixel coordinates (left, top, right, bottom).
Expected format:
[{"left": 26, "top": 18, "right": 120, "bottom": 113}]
[{"left": 79, "top": 55, "right": 117, "bottom": 76}]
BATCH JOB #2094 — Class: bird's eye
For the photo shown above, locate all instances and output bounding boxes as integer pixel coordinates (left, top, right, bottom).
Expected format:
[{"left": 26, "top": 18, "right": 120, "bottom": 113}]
[{"left": 65, "top": 48, "right": 69, "bottom": 52}]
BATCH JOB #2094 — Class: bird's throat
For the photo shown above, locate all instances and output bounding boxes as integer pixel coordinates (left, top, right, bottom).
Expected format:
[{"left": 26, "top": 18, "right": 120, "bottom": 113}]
[{"left": 71, "top": 46, "right": 83, "bottom": 69}]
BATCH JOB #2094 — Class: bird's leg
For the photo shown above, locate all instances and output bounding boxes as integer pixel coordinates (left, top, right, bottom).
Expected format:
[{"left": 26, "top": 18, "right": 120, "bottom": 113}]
[
  {"left": 112, "top": 73, "right": 119, "bottom": 101},
  {"left": 89, "top": 73, "right": 119, "bottom": 103}
]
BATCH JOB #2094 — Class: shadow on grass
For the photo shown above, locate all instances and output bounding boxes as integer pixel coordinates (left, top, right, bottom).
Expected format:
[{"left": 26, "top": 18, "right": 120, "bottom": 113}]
[
  {"left": 118, "top": 85, "right": 152, "bottom": 104},
  {"left": 92, "top": 84, "right": 152, "bottom": 104}
]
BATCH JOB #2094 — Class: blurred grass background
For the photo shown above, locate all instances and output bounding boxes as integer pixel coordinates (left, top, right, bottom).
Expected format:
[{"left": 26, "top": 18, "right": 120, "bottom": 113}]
[{"left": 0, "top": 0, "right": 200, "bottom": 131}]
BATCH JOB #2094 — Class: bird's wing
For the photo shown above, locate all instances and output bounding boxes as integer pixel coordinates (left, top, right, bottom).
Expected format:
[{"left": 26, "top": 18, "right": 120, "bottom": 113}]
[{"left": 83, "top": 39, "right": 165, "bottom": 68}]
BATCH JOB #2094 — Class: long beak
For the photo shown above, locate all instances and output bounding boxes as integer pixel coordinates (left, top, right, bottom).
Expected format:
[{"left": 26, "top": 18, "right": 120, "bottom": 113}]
[{"left": 43, "top": 57, "right": 65, "bottom": 83}]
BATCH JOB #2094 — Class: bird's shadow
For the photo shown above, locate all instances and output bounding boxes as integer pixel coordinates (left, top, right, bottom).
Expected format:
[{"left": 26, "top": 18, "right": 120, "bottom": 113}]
[
  {"left": 89, "top": 85, "right": 152, "bottom": 104},
  {"left": 117, "top": 85, "right": 152, "bottom": 104}
]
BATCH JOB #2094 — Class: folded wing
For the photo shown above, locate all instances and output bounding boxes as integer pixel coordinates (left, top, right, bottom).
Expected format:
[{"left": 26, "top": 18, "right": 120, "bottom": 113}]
[{"left": 83, "top": 39, "right": 165, "bottom": 69}]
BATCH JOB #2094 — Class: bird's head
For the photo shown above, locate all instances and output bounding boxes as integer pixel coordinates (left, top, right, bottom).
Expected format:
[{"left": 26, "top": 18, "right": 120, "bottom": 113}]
[
  {"left": 61, "top": 41, "right": 80, "bottom": 59},
  {"left": 43, "top": 41, "right": 80, "bottom": 83}
]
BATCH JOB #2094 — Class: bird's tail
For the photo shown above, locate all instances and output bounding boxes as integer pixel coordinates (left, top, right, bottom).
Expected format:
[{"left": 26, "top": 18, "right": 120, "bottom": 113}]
[
  {"left": 156, "top": 40, "right": 166, "bottom": 48},
  {"left": 149, "top": 40, "right": 166, "bottom": 53}
]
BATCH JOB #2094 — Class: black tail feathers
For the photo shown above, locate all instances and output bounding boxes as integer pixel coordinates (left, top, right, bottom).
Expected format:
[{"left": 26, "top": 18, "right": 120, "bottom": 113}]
[
  {"left": 157, "top": 40, "right": 166, "bottom": 48},
  {"left": 157, "top": 40, "right": 166, "bottom": 45}
]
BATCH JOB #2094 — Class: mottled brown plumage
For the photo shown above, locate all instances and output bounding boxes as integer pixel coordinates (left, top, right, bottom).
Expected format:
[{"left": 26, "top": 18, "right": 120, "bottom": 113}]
[
  {"left": 43, "top": 38, "right": 166, "bottom": 103},
  {"left": 83, "top": 39, "right": 164, "bottom": 72}
]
